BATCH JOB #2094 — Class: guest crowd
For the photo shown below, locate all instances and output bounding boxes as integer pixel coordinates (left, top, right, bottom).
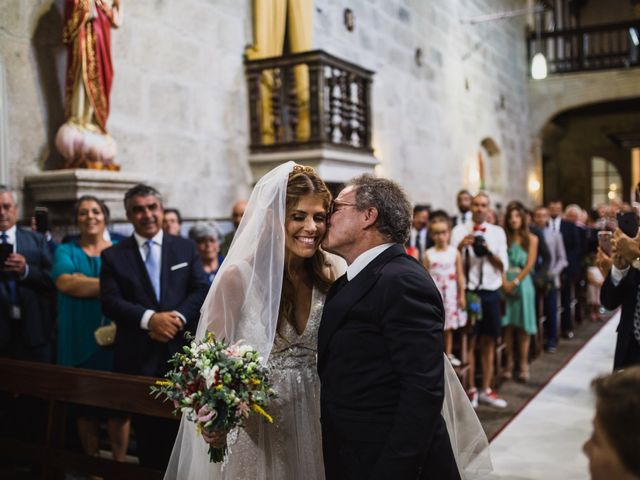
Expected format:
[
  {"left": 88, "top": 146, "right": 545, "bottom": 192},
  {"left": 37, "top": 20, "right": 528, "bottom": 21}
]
[{"left": 0, "top": 180, "right": 635, "bottom": 467}]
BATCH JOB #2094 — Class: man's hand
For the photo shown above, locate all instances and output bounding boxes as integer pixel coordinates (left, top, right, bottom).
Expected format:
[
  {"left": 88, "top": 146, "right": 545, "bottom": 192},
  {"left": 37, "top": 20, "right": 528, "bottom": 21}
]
[
  {"left": 612, "top": 228, "right": 640, "bottom": 263},
  {"left": 457, "top": 234, "right": 474, "bottom": 251},
  {"left": 4, "top": 253, "right": 27, "bottom": 276},
  {"left": 596, "top": 247, "right": 613, "bottom": 277},
  {"left": 202, "top": 428, "right": 229, "bottom": 448},
  {"left": 148, "top": 312, "right": 183, "bottom": 343}
]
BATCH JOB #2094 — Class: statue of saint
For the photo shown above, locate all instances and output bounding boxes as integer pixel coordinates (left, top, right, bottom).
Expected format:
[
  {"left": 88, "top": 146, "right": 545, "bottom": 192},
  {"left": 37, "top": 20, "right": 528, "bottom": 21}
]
[{"left": 55, "top": 0, "right": 122, "bottom": 170}]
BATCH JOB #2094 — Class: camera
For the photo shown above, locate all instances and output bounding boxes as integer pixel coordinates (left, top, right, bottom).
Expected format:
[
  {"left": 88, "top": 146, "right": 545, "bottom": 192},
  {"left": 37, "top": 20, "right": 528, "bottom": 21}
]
[{"left": 472, "top": 235, "right": 489, "bottom": 257}]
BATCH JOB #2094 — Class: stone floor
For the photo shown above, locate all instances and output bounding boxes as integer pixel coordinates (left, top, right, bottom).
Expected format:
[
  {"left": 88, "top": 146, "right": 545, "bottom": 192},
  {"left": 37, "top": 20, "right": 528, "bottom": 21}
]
[
  {"left": 476, "top": 313, "right": 610, "bottom": 440},
  {"left": 483, "top": 312, "right": 618, "bottom": 479}
]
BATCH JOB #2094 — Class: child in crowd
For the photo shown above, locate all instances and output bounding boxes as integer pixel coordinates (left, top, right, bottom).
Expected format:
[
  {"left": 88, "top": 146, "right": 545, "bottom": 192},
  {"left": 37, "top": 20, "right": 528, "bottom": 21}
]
[
  {"left": 586, "top": 253, "right": 604, "bottom": 321},
  {"left": 424, "top": 215, "right": 466, "bottom": 366}
]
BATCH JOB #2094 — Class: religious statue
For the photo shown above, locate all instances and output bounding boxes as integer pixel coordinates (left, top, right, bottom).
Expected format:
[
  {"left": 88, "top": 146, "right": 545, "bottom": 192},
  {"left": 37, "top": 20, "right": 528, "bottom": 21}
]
[{"left": 55, "top": 0, "right": 122, "bottom": 170}]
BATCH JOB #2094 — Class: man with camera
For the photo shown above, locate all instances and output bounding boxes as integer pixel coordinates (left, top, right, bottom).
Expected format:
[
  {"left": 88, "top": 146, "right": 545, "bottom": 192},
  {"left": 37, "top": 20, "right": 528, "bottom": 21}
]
[
  {"left": 0, "top": 187, "right": 55, "bottom": 362},
  {"left": 451, "top": 192, "right": 509, "bottom": 408}
]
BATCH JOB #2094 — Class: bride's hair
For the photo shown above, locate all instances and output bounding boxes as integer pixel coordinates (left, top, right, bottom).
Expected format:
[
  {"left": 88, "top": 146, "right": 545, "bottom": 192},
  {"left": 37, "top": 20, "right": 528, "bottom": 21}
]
[{"left": 279, "top": 166, "right": 333, "bottom": 330}]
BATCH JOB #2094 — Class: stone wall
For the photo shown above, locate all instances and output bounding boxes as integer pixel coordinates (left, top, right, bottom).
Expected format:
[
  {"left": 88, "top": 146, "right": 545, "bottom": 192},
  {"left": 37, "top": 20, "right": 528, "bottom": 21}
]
[
  {"left": 3, "top": 0, "right": 540, "bottom": 222},
  {"left": 314, "top": 0, "right": 534, "bottom": 211}
]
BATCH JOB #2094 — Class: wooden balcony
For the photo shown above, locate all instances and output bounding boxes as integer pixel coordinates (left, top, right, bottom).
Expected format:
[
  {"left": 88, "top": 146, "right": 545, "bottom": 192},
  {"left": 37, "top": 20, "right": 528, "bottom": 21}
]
[
  {"left": 527, "top": 20, "right": 640, "bottom": 75},
  {"left": 244, "top": 50, "right": 377, "bottom": 183}
]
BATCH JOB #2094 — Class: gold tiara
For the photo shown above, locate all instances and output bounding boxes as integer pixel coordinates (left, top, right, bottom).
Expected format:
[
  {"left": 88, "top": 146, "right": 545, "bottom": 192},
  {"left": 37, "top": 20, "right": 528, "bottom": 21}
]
[{"left": 291, "top": 165, "right": 316, "bottom": 175}]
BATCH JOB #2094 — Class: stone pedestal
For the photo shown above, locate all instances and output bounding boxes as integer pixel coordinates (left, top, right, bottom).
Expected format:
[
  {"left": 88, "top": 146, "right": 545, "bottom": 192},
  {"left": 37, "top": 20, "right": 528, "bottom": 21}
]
[
  {"left": 248, "top": 145, "right": 378, "bottom": 184},
  {"left": 23, "top": 169, "right": 145, "bottom": 223}
]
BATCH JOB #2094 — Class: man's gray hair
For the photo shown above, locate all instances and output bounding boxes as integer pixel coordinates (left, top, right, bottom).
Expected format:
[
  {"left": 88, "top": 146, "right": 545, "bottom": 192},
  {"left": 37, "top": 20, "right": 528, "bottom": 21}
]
[
  {"left": 0, "top": 185, "right": 18, "bottom": 204},
  {"left": 348, "top": 174, "right": 412, "bottom": 243},
  {"left": 123, "top": 184, "right": 163, "bottom": 213},
  {"left": 188, "top": 221, "right": 221, "bottom": 243}
]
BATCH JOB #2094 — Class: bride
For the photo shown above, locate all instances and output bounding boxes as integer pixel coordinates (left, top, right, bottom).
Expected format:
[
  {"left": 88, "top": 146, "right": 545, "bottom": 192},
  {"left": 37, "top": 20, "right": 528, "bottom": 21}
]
[{"left": 164, "top": 162, "right": 491, "bottom": 479}]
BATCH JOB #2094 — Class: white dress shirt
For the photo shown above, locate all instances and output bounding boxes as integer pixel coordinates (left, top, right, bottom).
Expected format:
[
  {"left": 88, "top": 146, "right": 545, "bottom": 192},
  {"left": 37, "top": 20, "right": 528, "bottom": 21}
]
[
  {"left": 450, "top": 222, "right": 509, "bottom": 291},
  {"left": 133, "top": 230, "right": 185, "bottom": 329},
  {"left": 346, "top": 243, "right": 394, "bottom": 281},
  {"left": 549, "top": 216, "right": 562, "bottom": 233}
]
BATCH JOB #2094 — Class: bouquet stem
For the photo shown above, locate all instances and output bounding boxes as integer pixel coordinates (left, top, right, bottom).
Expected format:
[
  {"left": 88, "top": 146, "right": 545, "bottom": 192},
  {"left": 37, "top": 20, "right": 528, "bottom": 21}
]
[{"left": 208, "top": 445, "right": 227, "bottom": 463}]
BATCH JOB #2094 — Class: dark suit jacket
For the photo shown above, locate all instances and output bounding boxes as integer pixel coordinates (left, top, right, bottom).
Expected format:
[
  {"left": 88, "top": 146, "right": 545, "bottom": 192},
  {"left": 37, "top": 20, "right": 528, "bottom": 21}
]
[
  {"left": 318, "top": 244, "right": 458, "bottom": 480},
  {"left": 100, "top": 234, "right": 208, "bottom": 377},
  {"left": 0, "top": 228, "right": 55, "bottom": 355},
  {"left": 601, "top": 269, "right": 640, "bottom": 370},
  {"left": 559, "top": 220, "right": 583, "bottom": 276}
]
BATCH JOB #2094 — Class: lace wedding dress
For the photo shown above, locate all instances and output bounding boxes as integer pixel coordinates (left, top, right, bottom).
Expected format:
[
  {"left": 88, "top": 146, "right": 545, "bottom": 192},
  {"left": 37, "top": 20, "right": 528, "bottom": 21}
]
[{"left": 219, "top": 287, "right": 326, "bottom": 479}]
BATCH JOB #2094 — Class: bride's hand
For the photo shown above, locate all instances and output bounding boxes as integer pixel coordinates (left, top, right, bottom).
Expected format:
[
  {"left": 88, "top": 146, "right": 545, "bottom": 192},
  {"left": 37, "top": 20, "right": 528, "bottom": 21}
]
[{"left": 202, "top": 428, "right": 229, "bottom": 448}]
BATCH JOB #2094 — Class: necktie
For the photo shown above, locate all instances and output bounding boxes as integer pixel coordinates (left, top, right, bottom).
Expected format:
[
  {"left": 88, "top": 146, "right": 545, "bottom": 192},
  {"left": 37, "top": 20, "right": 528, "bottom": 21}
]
[
  {"left": 0, "top": 232, "right": 17, "bottom": 305},
  {"left": 144, "top": 240, "right": 160, "bottom": 301}
]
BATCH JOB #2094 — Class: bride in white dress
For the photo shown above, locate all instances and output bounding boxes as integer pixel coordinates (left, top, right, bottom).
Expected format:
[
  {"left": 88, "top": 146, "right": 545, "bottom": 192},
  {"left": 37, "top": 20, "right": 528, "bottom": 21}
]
[{"left": 164, "top": 162, "right": 491, "bottom": 479}]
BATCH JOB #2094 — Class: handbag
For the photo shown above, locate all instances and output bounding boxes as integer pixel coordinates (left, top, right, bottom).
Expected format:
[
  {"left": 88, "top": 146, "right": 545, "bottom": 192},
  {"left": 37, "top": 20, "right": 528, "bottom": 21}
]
[{"left": 94, "top": 317, "right": 116, "bottom": 347}]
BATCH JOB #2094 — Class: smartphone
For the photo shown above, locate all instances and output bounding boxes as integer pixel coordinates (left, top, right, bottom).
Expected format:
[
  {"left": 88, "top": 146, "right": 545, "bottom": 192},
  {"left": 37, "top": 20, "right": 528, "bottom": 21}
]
[
  {"left": 34, "top": 207, "right": 49, "bottom": 234},
  {"left": 0, "top": 243, "right": 12, "bottom": 268},
  {"left": 617, "top": 212, "right": 639, "bottom": 238},
  {"left": 597, "top": 231, "right": 612, "bottom": 256}
]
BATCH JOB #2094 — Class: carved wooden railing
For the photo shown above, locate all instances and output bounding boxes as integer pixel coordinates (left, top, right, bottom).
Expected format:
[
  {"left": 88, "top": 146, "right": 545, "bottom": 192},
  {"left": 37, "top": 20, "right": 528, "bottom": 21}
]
[
  {"left": 0, "top": 358, "right": 175, "bottom": 479},
  {"left": 527, "top": 20, "right": 640, "bottom": 75},
  {"left": 245, "top": 49, "right": 374, "bottom": 153}
]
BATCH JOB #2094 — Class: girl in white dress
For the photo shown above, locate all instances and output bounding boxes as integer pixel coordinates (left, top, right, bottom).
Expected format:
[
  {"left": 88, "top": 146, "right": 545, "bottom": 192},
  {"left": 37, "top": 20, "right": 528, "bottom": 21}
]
[{"left": 424, "top": 216, "right": 467, "bottom": 366}]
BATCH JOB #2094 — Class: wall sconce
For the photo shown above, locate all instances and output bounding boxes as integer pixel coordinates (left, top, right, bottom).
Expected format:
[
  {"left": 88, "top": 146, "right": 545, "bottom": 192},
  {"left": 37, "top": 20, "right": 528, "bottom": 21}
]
[
  {"left": 528, "top": 178, "right": 541, "bottom": 193},
  {"left": 344, "top": 9, "right": 354, "bottom": 32}
]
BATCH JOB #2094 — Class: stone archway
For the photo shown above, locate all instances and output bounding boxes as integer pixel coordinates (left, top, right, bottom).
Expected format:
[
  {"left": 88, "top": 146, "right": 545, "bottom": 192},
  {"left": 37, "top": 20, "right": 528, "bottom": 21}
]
[{"left": 540, "top": 98, "right": 640, "bottom": 208}]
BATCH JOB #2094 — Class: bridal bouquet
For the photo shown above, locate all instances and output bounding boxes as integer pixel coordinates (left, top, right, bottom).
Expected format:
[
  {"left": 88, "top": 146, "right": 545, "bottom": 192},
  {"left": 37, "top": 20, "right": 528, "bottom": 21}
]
[{"left": 151, "top": 332, "right": 276, "bottom": 462}]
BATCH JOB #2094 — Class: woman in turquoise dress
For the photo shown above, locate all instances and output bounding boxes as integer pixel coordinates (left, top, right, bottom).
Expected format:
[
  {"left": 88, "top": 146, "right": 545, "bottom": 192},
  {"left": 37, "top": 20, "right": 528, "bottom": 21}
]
[
  {"left": 501, "top": 204, "right": 538, "bottom": 382},
  {"left": 52, "top": 195, "right": 130, "bottom": 461}
]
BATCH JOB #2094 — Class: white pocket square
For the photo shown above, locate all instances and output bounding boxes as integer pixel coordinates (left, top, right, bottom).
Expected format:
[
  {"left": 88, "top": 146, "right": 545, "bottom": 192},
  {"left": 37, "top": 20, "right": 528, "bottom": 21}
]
[{"left": 170, "top": 262, "right": 188, "bottom": 271}]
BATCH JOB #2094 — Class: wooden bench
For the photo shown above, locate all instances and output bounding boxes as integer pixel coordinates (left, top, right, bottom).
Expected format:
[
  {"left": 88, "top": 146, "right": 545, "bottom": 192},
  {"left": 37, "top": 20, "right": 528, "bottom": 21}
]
[{"left": 0, "top": 358, "right": 176, "bottom": 480}]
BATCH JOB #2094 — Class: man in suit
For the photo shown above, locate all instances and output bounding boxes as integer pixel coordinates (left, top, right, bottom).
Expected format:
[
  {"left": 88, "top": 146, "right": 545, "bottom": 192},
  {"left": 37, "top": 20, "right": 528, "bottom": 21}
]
[
  {"left": 548, "top": 200, "right": 583, "bottom": 338},
  {"left": 407, "top": 204, "right": 431, "bottom": 262},
  {"left": 452, "top": 189, "right": 473, "bottom": 227},
  {"left": 598, "top": 229, "right": 640, "bottom": 370},
  {"left": 319, "top": 175, "right": 459, "bottom": 480},
  {"left": 0, "top": 187, "right": 55, "bottom": 362},
  {"left": 533, "top": 206, "right": 568, "bottom": 353},
  {"left": 100, "top": 184, "right": 208, "bottom": 468}
]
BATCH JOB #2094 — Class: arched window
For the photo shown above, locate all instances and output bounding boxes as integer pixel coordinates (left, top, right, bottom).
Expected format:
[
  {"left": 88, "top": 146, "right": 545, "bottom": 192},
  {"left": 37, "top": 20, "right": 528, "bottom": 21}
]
[{"left": 591, "top": 156, "right": 622, "bottom": 207}]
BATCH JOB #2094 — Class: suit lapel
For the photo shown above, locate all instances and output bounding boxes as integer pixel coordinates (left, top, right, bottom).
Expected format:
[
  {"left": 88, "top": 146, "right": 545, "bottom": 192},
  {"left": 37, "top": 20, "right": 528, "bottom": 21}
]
[{"left": 318, "top": 244, "right": 407, "bottom": 365}]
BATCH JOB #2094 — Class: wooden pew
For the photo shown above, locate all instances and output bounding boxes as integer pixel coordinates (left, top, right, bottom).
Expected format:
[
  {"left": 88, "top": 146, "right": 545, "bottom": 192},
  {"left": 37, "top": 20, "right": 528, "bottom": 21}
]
[{"left": 0, "top": 358, "right": 176, "bottom": 480}]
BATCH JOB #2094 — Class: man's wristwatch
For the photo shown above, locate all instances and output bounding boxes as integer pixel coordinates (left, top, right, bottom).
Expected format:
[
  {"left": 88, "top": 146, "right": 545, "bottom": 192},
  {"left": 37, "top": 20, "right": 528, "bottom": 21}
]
[{"left": 632, "top": 256, "right": 640, "bottom": 270}]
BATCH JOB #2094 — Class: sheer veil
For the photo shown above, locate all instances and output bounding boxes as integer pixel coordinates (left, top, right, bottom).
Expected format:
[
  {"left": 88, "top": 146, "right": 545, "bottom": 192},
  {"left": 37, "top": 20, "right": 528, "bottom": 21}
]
[{"left": 164, "top": 161, "right": 294, "bottom": 479}]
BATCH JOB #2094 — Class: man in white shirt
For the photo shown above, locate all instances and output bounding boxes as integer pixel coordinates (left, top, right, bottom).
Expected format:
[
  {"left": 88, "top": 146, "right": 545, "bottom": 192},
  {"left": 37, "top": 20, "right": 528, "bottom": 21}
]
[
  {"left": 452, "top": 189, "right": 473, "bottom": 227},
  {"left": 451, "top": 192, "right": 509, "bottom": 409}
]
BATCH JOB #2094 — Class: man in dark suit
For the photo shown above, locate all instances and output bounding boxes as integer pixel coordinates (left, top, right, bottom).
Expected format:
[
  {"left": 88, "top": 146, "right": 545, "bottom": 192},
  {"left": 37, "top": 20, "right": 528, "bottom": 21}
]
[
  {"left": 100, "top": 184, "right": 208, "bottom": 468},
  {"left": 549, "top": 200, "right": 583, "bottom": 338},
  {"left": 407, "top": 204, "right": 431, "bottom": 262},
  {"left": 0, "top": 187, "right": 54, "bottom": 362},
  {"left": 319, "top": 175, "right": 459, "bottom": 480},
  {"left": 598, "top": 229, "right": 640, "bottom": 370}
]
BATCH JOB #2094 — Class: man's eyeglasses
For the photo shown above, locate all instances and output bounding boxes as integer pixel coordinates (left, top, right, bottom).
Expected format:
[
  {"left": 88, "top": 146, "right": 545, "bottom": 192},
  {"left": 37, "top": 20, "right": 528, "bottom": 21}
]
[{"left": 328, "top": 201, "right": 357, "bottom": 216}]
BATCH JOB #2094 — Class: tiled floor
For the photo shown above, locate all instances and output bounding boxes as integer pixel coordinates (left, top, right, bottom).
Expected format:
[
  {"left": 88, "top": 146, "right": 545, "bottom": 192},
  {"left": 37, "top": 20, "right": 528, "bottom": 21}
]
[{"left": 484, "top": 312, "right": 617, "bottom": 479}]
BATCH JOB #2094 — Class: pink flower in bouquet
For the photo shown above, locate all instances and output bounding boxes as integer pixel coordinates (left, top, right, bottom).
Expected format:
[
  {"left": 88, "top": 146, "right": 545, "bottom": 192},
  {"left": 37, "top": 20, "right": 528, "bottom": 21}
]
[{"left": 196, "top": 405, "right": 217, "bottom": 423}]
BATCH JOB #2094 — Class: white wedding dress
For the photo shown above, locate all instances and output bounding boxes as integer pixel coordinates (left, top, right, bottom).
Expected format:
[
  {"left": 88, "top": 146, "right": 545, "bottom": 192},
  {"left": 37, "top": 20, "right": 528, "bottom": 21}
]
[{"left": 218, "top": 287, "right": 326, "bottom": 479}]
